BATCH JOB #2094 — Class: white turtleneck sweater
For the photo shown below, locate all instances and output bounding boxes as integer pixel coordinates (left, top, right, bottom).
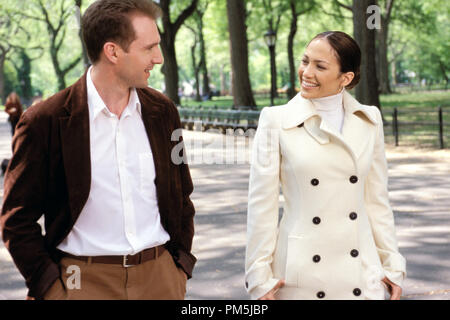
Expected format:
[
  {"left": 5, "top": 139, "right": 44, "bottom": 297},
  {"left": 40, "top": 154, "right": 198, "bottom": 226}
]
[{"left": 310, "top": 89, "right": 345, "bottom": 133}]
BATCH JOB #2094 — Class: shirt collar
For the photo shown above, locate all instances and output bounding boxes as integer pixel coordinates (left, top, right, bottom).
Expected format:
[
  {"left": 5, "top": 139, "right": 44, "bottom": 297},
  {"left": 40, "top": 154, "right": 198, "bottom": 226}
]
[{"left": 86, "top": 66, "right": 142, "bottom": 120}]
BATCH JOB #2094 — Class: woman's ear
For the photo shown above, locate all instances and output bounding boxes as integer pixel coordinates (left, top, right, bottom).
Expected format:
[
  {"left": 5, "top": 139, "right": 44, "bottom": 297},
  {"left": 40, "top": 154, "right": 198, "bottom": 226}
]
[{"left": 340, "top": 71, "right": 355, "bottom": 88}]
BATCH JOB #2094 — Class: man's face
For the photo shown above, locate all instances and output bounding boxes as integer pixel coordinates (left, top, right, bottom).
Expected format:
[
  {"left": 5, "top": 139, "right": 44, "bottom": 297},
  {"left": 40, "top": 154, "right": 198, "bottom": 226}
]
[{"left": 117, "top": 14, "right": 163, "bottom": 88}]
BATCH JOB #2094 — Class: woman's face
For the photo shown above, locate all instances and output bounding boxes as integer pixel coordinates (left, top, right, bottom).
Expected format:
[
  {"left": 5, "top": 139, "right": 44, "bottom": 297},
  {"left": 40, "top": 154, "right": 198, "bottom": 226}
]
[{"left": 298, "top": 38, "right": 354, "bottom": 99}]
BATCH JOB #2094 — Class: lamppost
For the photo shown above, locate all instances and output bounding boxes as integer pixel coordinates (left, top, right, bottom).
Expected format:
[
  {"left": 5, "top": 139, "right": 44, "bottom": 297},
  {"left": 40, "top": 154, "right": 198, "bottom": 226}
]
[{"left": 264, "top": 29, "right": 276, "bottom": 107}]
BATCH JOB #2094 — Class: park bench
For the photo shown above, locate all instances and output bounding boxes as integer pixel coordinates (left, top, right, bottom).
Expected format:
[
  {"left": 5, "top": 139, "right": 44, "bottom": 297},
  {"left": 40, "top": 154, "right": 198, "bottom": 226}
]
[{"left": 177, "top": 107, "right": 261, "bottom": 135}]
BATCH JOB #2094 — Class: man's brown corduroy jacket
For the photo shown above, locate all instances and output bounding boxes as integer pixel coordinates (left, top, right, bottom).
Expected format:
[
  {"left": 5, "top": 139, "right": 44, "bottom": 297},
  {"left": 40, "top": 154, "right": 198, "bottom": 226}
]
[{"left": 0, "top": 71, "right": 196, "bottom": 299}]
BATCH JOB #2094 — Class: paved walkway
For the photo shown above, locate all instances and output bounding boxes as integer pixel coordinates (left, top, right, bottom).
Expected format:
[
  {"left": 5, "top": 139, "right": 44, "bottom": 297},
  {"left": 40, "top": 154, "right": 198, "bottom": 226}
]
[{"left": 0, "top": 111, "right": 449, "bottom": 300}]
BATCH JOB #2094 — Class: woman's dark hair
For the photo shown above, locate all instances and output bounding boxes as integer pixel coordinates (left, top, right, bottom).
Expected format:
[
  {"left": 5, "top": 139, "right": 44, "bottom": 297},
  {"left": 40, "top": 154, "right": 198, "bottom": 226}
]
[
  {"left": 82, "top": 0, "right": 161, "bottom": 64},
  {"left": 309, "top": 31, "right": 361, "bottom": 90}
]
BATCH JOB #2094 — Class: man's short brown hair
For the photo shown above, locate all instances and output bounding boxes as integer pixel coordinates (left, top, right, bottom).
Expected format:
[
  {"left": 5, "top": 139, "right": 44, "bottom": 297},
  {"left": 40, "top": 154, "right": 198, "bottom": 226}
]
[{"left": 82, "top": 0, "right": 161, "bottom": 63}]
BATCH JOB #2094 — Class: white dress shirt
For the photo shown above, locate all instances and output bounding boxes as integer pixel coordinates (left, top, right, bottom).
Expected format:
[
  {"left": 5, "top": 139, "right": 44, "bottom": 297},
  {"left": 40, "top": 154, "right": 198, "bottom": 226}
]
[
  {"left": 311, "top": 89, "right": 345, "bottom": 133},
  {"left": 57, "top": 67, "right": 170, "bottom": 256}
]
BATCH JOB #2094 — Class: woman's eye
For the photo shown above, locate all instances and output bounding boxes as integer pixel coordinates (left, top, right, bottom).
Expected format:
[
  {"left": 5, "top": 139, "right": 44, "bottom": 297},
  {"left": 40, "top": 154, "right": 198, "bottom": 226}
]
[
  {"left": 317, "top": 65, "right": 325, "bottom": 70},
  {"left": 301, "top": 59, "right": 308, "bottom": 64}
]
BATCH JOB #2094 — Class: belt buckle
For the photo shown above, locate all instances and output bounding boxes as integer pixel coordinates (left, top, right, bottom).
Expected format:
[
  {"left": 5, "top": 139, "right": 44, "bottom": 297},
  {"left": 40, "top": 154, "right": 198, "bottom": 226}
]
[{"left": 123, "top": 255, "right": 132, "bottom": 268}]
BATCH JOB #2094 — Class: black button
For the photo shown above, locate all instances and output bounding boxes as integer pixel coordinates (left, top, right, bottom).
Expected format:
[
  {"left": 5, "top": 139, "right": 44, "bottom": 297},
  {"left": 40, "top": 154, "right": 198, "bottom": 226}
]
[
  {"left": 350, "top": 249, "right": 359, "bottom": 257},
  {"left": 349, "top": 175, "right": 358, "bottom": 184},
  {"left": 349, "top": 212, "right": 358, "bottom": 220},
  {"left": 312, "top": 255, "right": 321, "bottom": 263},
  {"left": 317, "top": 291, "right": 325, "bottom": 299},
  {"left": 353, "top": 288, "right": 361, "bottom": 296},
  {"left": 245, "top": 281, "right": 248, "bottom": 288},
  {"left": 312, "top": 217, "right": 321, "bottom": 225},
  {"left": 311, "top": 178, "right": 319, "bottom": 186}
]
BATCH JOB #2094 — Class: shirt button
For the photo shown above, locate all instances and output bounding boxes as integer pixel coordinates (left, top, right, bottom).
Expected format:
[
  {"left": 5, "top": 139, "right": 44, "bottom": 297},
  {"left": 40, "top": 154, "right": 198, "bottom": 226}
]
[
  {"left": 349, "top": 175, "right": 358, "bottom": 184},
  {"left": 349, "top": 212, "right": 358, "bottom": 220},
  {"left": 353, "top": 288, "right": 362, "bottom": 296},
  {"left": 313, "top": 255, "right": 321, "bottom": 263},
  {"left": 317, "top": 291, "right": 325, "bottom": 299},
  {"left": 311, "top": 178, "right": 319, "bottom": 186},
  {"left": 350, "top": 249, "right": 359, "bottom": 257},
  {"left": 312, "top": 217, "right": 321, "bottom": 225}
]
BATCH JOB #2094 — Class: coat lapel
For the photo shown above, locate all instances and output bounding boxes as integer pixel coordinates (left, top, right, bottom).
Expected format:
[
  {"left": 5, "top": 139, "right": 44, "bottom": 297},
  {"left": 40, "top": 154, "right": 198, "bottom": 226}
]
[
  {"left": 282, "top": 93, "right": 330, "bottom": 145},
  {"left": 340, "top": 91, "right": 378, "bottom": 160},
  {"left": 281, "top": 91, "right": 378, "bottom": 162},
  {"left": 58, "top": 71, "right": 91, "bottom": 222}
]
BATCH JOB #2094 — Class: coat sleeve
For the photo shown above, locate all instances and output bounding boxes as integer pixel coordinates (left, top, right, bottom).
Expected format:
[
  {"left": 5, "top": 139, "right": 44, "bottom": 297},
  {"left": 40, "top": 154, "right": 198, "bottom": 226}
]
[
  {"left": 364, "top": 107, "right": 406, "bottom": 287},
  {"left": 0, "top": 111, "right": 59, "bottom": 299},
  {"left": 245, "top": 107, "right": 281, "bottom": 299}
]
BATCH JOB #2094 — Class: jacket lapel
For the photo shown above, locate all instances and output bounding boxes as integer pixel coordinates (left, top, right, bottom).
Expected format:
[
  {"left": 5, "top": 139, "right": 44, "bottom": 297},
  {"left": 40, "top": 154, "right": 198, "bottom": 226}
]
[
  {"left": 58, "top": 71, "right": 91, "bottom": 222},
  {"left": 137, "top": 89, "right": 170, "bottom": 228}
]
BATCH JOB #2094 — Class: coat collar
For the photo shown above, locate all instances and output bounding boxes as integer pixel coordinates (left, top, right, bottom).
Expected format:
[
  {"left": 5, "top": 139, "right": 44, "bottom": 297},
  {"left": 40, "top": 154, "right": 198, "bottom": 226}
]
[
  {"left": 281, "top": 91, "right": 379, "bottom": 164},
  {"left": 282, "top": 91, "right": 377, "bottom": 130}
]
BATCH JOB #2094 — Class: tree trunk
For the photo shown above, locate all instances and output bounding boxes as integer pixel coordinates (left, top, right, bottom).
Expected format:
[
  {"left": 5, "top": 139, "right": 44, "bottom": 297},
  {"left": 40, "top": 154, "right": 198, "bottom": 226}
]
[
  {"left": 353, "top": 0, "right": 381, "bottom": 111},
  {"left": 287, "top": 2, "right": 298, "bottom": 100},
  {"left": 159, "top": 0, "right": 198, "bottom": 105},
  {"left": 226, "top": 0, "right": 256, "bottom": 108},
  {"left": 50, "top": 43, "right": 66, "bottom": 91},
  {"left": 190, "top": 38, "right": 201, "bottom": 101},
  {"left": 75, "top": 0, "right": 90, "bottom": 69},
  {"left": 160, "top": 36, "right": 180, "bottom": 104},
  {"left": 377, "top": 16, "right": 391, "bottom": 94},
  {"left": 198, "top": 16, "right": 210, "bottom": 99},
  {"left": 0, "top": 54, "right": 5, "bottom": 103}
]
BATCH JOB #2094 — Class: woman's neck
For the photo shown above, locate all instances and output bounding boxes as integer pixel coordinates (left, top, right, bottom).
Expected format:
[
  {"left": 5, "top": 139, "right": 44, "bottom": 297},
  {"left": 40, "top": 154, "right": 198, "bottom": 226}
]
[{"left": 310, "top": 88, "right": 344, "bottom": 111}]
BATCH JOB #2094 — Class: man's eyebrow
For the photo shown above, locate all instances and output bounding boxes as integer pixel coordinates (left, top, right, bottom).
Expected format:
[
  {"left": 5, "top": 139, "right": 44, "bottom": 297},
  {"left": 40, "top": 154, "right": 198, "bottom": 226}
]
[{"left": 144, "top": 41, "right": 160, "bottom": 49}]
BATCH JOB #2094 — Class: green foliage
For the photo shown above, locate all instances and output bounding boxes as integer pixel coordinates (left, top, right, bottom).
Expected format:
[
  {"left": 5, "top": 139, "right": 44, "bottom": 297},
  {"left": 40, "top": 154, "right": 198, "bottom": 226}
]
[{"left": 0, "top": 0, "right": 448, "bottom": 101}]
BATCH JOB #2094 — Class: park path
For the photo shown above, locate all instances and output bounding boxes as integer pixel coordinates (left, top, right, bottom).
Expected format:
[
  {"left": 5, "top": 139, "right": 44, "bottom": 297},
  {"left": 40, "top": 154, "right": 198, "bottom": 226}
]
[{"left": 0, "top": 111, "right": 449, "bottom": 300}]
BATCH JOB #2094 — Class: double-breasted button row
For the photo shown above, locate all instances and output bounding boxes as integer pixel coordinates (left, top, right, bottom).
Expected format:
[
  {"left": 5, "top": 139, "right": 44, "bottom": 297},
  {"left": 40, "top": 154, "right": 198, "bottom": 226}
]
[
  {"left": 311, "top": 176, "right": 358, "bottom": 186},
  {"left": 312, "top": 212, "right": 356, "bottom": 225},
  {"left": 316, "top": 289, "right": 361, "bottom": 299}
]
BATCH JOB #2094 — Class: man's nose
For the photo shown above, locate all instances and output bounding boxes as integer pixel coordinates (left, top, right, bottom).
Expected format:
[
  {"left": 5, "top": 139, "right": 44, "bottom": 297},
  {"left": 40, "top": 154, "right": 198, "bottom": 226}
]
[{"left": 153, "top": 47, "right": 164, "bottom": 65}]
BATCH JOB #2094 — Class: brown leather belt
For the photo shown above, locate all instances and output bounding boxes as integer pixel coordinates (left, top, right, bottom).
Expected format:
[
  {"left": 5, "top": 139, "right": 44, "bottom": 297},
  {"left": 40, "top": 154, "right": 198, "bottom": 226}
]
[{"left": 61, "top": 245, "right": 166, "bottom": 267}]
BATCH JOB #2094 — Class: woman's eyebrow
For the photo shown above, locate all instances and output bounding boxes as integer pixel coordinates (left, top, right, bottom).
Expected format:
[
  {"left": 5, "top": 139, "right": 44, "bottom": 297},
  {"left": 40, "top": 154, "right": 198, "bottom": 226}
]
[{"left": 303, "top": 55, "right": 329, "bottom": 64}]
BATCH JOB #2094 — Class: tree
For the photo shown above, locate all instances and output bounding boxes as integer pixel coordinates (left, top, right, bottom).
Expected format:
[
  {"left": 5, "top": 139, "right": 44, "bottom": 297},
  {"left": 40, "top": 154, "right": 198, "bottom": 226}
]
[
  {"left": 158, "top": 0, "right": 199, "bottom": 105},
  {"left": 226, "top": 0, "right": 256, "bottom": 108},
  {"left": 335, "top": 0, "right": 380, "bottom": 110},
  {"left": 75, "top": 0, "right": 90, "bottom": 69},
  {"left": 287, "top": 0, "right": 315, "bottom": 99},
  {"left": 185, "top": 1, "right": 210, "bottom": 101},
  {"left": 376, "top": 0, "right": 395, "bottom": 94},
  {"left": 16, "top": 0, "right": 83, "bottom": 91}
]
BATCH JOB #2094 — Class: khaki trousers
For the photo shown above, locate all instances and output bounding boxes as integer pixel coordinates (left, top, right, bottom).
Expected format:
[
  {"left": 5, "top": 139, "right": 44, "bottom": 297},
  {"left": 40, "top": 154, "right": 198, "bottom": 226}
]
[{"left": 44, "top": 249, "right": 187, "bottom": 300}]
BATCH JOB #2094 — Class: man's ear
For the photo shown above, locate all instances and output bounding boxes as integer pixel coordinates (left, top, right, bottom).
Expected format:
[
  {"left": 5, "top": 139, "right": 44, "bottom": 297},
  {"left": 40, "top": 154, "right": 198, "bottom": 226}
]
[
  {"left": 103, "top": 42, "right": 120, "bottom": 64},
  {"left": 341, "top": 71, "right": 355, "bottom": 88}
]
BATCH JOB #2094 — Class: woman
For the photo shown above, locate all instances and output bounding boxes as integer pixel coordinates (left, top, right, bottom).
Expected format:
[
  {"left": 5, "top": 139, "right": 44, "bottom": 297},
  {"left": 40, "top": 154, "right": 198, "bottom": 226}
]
[
  {"left": 4, "top": 92, "right": 23, "bottom": 136},
  {"left": 245, "top": 31, "right": 406, "bottom": 300}
]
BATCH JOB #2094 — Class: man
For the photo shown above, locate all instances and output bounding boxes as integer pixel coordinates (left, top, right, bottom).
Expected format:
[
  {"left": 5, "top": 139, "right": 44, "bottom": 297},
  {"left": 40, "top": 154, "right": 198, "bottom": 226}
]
[{"left": 0, "top": 0, "right": 196, "bottom": 300}]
